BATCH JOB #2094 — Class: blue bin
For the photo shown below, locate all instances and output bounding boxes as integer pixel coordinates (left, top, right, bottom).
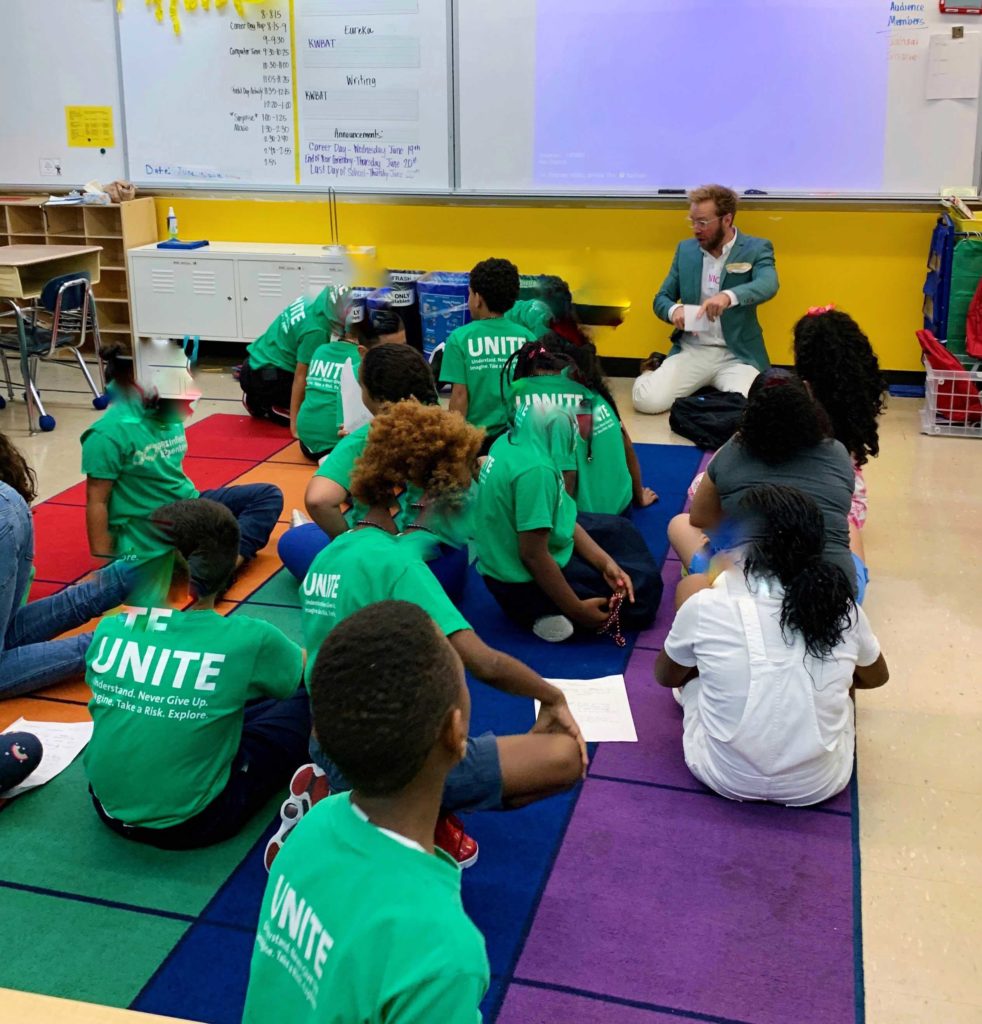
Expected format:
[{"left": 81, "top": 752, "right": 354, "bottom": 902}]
[
  {"left": 368, "top": 273, "right": 425, "bottom": 352},
  {"left": 416, "top": 271, "right": 471, "bottom": 360}
]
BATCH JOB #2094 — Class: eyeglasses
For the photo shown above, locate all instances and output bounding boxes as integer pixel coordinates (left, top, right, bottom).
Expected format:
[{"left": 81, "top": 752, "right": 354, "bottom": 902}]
[{"left": 686, "top": 216, "right": 721, "bottom": 229}]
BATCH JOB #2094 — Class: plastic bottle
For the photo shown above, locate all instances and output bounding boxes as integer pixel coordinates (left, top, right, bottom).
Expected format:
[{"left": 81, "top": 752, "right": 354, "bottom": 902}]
[{"left": 167, "top": 206, "right": 178, "bottom": 240}]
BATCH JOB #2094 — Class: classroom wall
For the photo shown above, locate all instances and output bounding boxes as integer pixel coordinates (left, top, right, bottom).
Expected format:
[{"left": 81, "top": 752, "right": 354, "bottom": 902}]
[{"left": 152, "top": 197, "right": 936, "bottom": 372}]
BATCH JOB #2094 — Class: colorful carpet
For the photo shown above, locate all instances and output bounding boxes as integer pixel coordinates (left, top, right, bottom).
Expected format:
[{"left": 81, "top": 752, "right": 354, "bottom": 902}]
[{"left": 0, "top": 414, "right": 864, "bottom": 1024}]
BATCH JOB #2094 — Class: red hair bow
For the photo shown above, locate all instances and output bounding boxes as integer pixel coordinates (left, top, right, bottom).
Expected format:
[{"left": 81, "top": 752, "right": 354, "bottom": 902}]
[{"left": 806, "top": 304, "right": 835, "bottom": 317}]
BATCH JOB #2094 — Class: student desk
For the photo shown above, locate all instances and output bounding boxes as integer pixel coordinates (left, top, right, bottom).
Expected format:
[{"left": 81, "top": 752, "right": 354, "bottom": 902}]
[
  {"left": 0, "top": 244, "right": 102, "bottom": 432},
  {"left": 0, "top": 244, "right": 102, "bottom": 299}
]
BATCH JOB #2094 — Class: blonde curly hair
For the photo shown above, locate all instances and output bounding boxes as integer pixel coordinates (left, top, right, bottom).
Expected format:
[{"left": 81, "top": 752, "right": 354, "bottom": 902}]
[{"left": 350, "top": 400, "right": 484, "bottom": 510}]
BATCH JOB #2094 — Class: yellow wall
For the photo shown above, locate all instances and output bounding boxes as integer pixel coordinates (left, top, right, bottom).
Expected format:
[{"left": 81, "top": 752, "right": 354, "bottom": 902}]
[{"left": 153, "top": 197, "right": 936, "bottom": 371}]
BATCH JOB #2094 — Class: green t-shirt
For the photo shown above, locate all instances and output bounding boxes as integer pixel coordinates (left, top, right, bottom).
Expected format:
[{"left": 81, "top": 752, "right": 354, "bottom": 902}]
[
  {"left": 315, "top": 424, "right": 423, "bottom": 530},
  {"left": 301, "top": 529, "right": 470, "bottom": 683},
  {"left": 296, "top": 341, "right": 360, "bottom": 455},
  {"left": 246, "top": 288, "right": 343, "bottom": 374},
  {"left": 243, "top": 793, "right": 489, "bottom": 1024},
  {"left": 81, "top": 401, "right": 198, "bottom": 557},
  {"left": 506, "top": 298, "right": 554, "bottom": 338},
  {"left": 439, "top": 317, "right": 537, "bottom": 434},
  {"left": 511, "top": 375, "right": 633, "bottom": 515},
  {"left": 84, "top": 606, "right": 302, "bottom": 828},
  {"left": 474, "top": 430, "right": 578, "bottom": 583}
]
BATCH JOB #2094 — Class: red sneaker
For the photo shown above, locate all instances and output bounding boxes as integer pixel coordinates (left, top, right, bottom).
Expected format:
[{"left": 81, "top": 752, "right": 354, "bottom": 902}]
[
  {"left": 289, "top": 763, "right": 331, "bottom": 813},
  {"left": 434, "top": 813, "right": 479, "bottom": 868},
  {"left": 264, "top": 764, "right": 331, "bottom": 873}
]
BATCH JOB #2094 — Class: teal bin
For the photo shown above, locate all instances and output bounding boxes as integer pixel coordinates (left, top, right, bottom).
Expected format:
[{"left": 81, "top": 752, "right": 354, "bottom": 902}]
[{"left": 417, "top": 271, "right": 471, "bottom": 361}]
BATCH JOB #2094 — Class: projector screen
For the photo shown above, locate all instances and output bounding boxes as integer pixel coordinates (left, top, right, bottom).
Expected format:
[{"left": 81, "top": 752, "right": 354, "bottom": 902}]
[{"left": 457, "top": 0, "right": 982, "bottom": 196}]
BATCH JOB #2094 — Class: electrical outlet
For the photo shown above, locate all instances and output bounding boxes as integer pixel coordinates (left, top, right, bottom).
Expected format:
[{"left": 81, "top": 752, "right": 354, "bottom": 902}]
[{"left": 39, "top": 158, "right": 63, "bottom": 177}]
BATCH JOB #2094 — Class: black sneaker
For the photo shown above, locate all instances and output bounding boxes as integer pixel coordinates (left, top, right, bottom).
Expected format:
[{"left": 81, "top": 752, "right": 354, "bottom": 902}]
[{"left": 0, "top": 733, "right": 43, "bottom": 795}]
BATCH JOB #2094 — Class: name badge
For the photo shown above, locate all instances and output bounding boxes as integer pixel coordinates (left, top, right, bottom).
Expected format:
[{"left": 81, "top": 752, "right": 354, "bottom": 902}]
[{"left": 726, "top": 262, "right": 752, "bottom": 273}]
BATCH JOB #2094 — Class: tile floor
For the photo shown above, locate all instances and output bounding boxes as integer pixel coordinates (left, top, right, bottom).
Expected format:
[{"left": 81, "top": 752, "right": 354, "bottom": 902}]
[{"left": 1, "top": 359, "right": 979, "bottom": 1023}]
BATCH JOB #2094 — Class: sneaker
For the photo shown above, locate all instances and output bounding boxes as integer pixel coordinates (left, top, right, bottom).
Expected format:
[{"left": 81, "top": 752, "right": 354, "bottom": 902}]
[
  {"left": 0, "top": 732, "right": 43, "bottom": 795},
  {"left": 290, "top": 508, "right": 312, "bottom": 528},
  {"left": 289, "top": 762, "right": 331, "bottom": 813},
  {"left": 263, "top": 763, "right": 331, "bottom": 872},
  {"left": 533, "top": 614, "right": 575, "bottom": 643},
  {"left": 434, "top": 813, "right": 479, "bottom": 868}
]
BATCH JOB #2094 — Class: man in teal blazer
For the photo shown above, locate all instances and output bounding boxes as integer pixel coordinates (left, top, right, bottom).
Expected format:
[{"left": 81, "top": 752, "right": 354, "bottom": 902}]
[{"left": 633, "top": 184, "right": 779, "bottom": 414}]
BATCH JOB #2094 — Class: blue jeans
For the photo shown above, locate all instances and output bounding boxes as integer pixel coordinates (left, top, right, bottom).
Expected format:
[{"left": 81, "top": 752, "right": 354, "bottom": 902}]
[
  {"left": 1, "top": 482, "right": 134, "bottom": 698},
  {"left": 199, "top": 484, "right": 283, "bottom": 562},
  {"left": 278, "top": 522, "right": 468, "bottom": 603},
  {"left": 92, "top": 688, "right": 311, "bottom": 849},
  {"left": 309, "top": 732, "right": 503, "bottom": 813}
]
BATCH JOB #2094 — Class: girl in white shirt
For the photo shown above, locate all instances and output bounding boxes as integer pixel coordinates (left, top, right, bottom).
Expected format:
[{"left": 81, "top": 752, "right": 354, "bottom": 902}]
[{"left": 655, "top": 484, "right": 888, "bottom": 806}]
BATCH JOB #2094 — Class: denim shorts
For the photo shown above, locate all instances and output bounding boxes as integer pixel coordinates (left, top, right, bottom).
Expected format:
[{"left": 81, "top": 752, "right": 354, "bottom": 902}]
[{"left": 312, "top": 731, "right": 503, "bottom": 813}]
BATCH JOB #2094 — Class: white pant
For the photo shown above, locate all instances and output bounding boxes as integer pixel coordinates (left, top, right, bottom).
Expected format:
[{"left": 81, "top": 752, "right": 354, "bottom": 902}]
[{"left": 632, "top": 342, "right": 761, "bottom": 415}]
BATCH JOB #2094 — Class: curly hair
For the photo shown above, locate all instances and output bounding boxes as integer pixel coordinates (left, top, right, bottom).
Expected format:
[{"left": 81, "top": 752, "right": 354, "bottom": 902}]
[
  {"left": 0, "top": 432, "right": 37, "bottom": 504},
  {"left": 793, "top": 309, "right": 887, "bottom": 467},
  {"left": 360, "top": 343, "right": 439, "bottom": 406},
  {"left": 310, "top": 601, "right": 463, "bottom": 796},
  {"left": 688, "top": 184, "right": 738, "bottom": 219},
  {"left": 503, "top": 331, "right": 621, "bottom": 419},
  {"left": 739, "top": 368, "right": 832, "bottom": 464},
  {"left": 350, "top": 401, "right": 484, "bottom": 510},
  {"left": 469, "top": 257, "right": 520, "bottom": 314},
  {"left": 740, "top": 484, "right": 856, "bottom": 658}
]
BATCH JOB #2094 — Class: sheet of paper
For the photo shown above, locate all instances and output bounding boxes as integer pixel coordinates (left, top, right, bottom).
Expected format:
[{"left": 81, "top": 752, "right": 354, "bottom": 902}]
[
  {"left": 683, "top": 304, "right": 712, "bottom": 333},
  {"left": 926, "top": 33, "right": 981, "bottom": 100},
  {"left": 1, "top": 718, "right": 93, "bottom": 799},
  {"left": 340, "top": 357, "right": 373, "bottom": 435},
  {"left": 65, "top": 105, "right": 114, "bottom": 148},
  {"left": 534, "top": 675, "right": 638, "bottom": 743}
]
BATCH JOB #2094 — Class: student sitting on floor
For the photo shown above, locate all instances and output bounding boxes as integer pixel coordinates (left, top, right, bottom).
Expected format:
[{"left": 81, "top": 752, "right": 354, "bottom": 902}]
[
  {"left": 85, "top": 499, "right": 310, "bottom": 850},
  {"left": 239, "top": 285, "right": 348, "bottom": 426},
  {"left": 505, "top": 332, "right": 658, "bottom": 514},
  {"left": 243, "top": 601, "right": 490, "bottom": 1024},
  {"left": 474, "top": 403, "right": 662, "bottom": 643},
  {"left": 668, "top": 368, "right": 868, "bottom": 601},
  {"left": 293, "top": 303, "right": 406, "bottom": 462},
  {"left": 792, "top": 306, "right": 888, "bottom": 562},
  {"left": 267, "top": 401, "right": 586, "bottom": 870},
  {"left": 83, "top": 354, "right": 282, "bottom": 589},
  {"left": 439, "top": 257, "right": 538, "bottom": 453},
  {"left": 655, "top": 484, "right": 889, "bottom": 806},
  {"left": 1, "top": 431, "right": 137, "bottom": 698},
  {"left": 279, "top": 344, "right": 445, "bottom": 582}
]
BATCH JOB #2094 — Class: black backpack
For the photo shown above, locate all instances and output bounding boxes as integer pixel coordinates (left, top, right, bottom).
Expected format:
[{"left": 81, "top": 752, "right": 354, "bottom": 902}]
[{"left": 669, "top": 387, "right": 746, "bottom": 450}]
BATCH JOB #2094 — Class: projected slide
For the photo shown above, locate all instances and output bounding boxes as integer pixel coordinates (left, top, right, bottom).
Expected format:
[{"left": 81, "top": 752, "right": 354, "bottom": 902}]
[{"left": 533, "top": 0, "right": 890, "bottom": 192}]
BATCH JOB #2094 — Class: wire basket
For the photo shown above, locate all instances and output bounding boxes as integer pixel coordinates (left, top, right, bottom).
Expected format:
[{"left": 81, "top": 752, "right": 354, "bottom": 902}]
[{"left": 920, "top": 363, "right": 982, "bottom": 437}]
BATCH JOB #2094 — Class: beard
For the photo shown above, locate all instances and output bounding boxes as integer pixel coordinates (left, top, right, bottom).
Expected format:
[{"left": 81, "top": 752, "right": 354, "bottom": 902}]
[{"left": 701, "top": 223, "right": 726, "bottom": 252}]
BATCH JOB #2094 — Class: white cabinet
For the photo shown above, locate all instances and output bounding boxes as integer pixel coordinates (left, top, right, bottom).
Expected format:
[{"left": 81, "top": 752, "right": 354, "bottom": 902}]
[
  {"left": 129, "top": 242, "right": 351, "bottom": 345},
  {"left": 130, "top": 255, "right": 239, "bottom": 339}
]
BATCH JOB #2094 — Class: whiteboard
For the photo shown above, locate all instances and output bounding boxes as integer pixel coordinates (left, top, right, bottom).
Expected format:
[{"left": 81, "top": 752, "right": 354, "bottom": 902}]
[
  {"left": 0, "top": 0, "right": 125, "bottom": 188},
  {"left": 457, "top": 0, "right": 982, "bottom": 197},
  {"left": 118, "top": 0, "right": 452, "bottom": 191}
]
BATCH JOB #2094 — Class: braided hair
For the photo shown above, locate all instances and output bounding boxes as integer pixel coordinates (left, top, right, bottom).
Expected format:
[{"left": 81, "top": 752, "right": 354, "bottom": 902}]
[
  {"left": 740, "top": 484, "right": 855, "bottom": 658},
  {"left": 501, "top": 330, "right": 620, "bottom": 418},
  {"left": 739, "top": 368, "right": 832, "bottom": 465}
]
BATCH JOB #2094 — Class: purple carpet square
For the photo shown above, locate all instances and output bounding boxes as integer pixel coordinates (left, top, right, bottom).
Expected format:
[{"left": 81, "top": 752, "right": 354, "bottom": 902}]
[
  {"left": 635, "top": 560, "right": 681, "bottom": 651},
  {"left": 588, "top": 647, "right": 699, "bottom": 791},
  {"left": 515, "top": 780, "right": 856, "bottom": 1024},
  {"left": 497, "top": 983, "right": 714, "bottom": 1023}
]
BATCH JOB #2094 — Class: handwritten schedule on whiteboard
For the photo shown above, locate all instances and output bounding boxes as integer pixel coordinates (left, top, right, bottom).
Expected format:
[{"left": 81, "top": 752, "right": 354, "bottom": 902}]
[
  {"left": 293, "top": 0, "right": 450, "bottom": 188},
  {"left": 118, "top": 0, "right": 450, "bottom": 190}
]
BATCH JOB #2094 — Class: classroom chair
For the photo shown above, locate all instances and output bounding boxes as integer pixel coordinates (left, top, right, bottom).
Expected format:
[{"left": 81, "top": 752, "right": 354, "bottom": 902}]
[{"left": 0, "top": 273, "right": 108, "bottom": 432}]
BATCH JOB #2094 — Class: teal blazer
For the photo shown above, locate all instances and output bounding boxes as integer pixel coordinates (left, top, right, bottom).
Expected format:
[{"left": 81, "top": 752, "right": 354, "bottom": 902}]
[{"left": 653, "top": 233, "right": 779, "bottom": 371}]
